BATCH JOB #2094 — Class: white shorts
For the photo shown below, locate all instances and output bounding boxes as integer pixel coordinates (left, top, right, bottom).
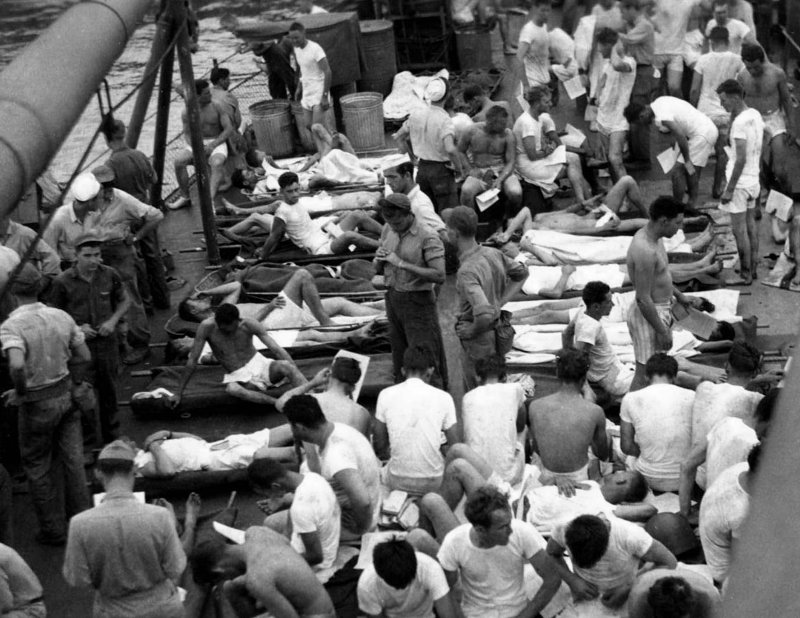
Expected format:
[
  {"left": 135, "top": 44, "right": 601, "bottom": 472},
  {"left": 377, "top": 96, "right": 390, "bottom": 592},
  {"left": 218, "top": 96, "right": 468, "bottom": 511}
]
[
  {"left": 222, "top": 353, "right": 275, "bottom": 391},
  {"left": 652, "top": 53, "right": 684, "bottom": 73},
  {"left": 186, "top": 139, "right": 228, "bottom": 160},
  {"left": 719, "top": 184, "right": 759, "bottom": 214},
  {"left": 763, "top": 110, "right": 787, "bottom": 141},
  {"left": 262, "top": 291, "right": 319, "bottom": 330},
  {"left": 301, "top": 79, "right": 325, "bottom": 111}
]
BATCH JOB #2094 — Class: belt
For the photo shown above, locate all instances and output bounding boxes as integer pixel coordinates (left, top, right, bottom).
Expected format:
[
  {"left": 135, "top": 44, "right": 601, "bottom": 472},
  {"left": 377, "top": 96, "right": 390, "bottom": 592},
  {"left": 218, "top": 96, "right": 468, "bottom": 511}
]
[
  {"left": 23, "top": 376, "right": 70, "bottom": 403},
  {"left": 418, "top": 159, "right": 450, "bottom": 166}
]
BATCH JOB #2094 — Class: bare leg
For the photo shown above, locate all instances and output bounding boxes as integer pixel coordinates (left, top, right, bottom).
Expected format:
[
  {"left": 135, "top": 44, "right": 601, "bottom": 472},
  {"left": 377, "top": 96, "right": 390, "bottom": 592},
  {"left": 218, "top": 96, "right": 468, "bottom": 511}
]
[
  {"left": 498, "top": 207, "right": 534, "bottom": 242},
  {"left": 228, "top": 214, "right": 274, "bottom": 236},
  {"left": 687, "top": 166, "right": 702, "bottom": 209},
  {"left": 460, "top": 177, "right": 484, "bottom": 210},
  {"left": 746, "top": 208, "right": 759, "bottom": 279},
  {"left": 565, "top": 151, "right": 587, "bottom": 202},
  {"left": 607, "top": 131, "right": 628, "bottom": 183},
  {"left": 199, "top": 281, "right": 243, "bottom": 305},
  {"left": 311, "top": 104, "right": 328, "bottom": 132},
  {"left": 209, "top": 153, "right": 227, "bottom": 202},
  {"left": 281, "top": 269, "right": 333, "bottom": 326},
  {"left": 713, "top": 134, "right": 727, "bottom": 197},
  {"left": 729, "top": 211, "right": 752, "bottom": 283},
  {"left": 671, "top": 165, "right": 689, "bottom": 205},
  {"left": 268, "top": 360, "right": 307, "bottom": 388},
  {"left": 417, "top": 493, "right": 460, "bottom": 543},
  {"left": 537, "top": 265, "right": 577, "bottom": 299},
  {"left": 330, "top": 231, "right": 380, "bottom": 253},
  {"left": 338, "top": 210, "right": 384, "bottom": 235},
  {"left": 511, "top": 308, "right": 574, "bottom": 324},
  {"left": 295, "top": 321, "right": 373, "bottom": 343},
  {"left": 407, "top": 528, "right": 442, "bottom": 559},
  {"left": 319, "top": 297, "right": 384, "bottom": 317},
  {"left": 666, "top": 67, "right": 683, "bottom": 98},
  {"left": 225, "top": 383, "right": 278, "bottom": 405},
  {"left": 630, "top": 363, "right": 647, "bottom": 392},
  {"left": 263, "top": 510, "right": 291, "bottom": 537},
  {"left": 503, "top": 175, "right": 523, "bottom": 213},
  {"left": 170, "top": 150, "right": 194, "bottom": 209},
  {"left": 311, "top": 122, "right": 333, "bottom": 156},
  {"left": 604, "top": 175, "right": 647, "bottom": 217}
]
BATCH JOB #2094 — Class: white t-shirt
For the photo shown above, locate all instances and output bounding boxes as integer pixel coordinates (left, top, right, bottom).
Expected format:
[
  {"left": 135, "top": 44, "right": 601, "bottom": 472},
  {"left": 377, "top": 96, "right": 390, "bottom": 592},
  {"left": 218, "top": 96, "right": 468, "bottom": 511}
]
[
  {"left": 290, "top": 472, "right": 341, "bottom": 581},
  {"left": 699, "top": 461, "right": 749, "bottom": 582},
  {"left": 726, "top": 107, "right": 765, "bottom": 189},
  {"left": 572, "top": 310, "right": 625, "bottom": 384},
  {"left": 357, "top": 552, "right": 450, "bottom": 618},
  {"left": 376, "top": 378, "right": 457, "bottom": 480},
  {"left": 519, "top": 21, "right": 551, "bottom": 88},
  {"left": 407, "top": 185, "right": 446, "bottom": 233},
  {"left": 274, "top": 199, "right": 329, "bottom": 253},
  {"left": 514, "top": 112, "right": 559, "bottom": 184},
  {"left": 694, "top": 51, "right": 745, "bottom": 119},
  {"left": 705, "top": 18, "right": 750, "bottom": 54},
  {"left": 317, "top": 422, "right": 382, "bottom": 531},
  {"left": 462, "top": 383, "right": 525, "bottom": 483},
  {"left": 691, "top": 382, "right": 763, "bottom": 450},
  {"left": 596, "top": 53, "right": 637, "bottom": 133},
  {"left": 653, "top": 0, "right": 699, "bottom": 55},
  {"left": 651, "top": 96, "right": 717, "bottom": 141},
  {"left": 524, "top": 481, "right": 616, "bottom": 535},
  {"left": 294, "top": 40, "right": 326, "bottom": 87},
  {"left": 620, "top": 384, "right": 694, "bottom": 485},
  {"left": 702, "top": 416, "right": 758, "bottom": 490},
  {"left": 438, "top": 520, "right": 546, "bottom": 618},
  {"left": 591, "top": 3, "right": 624, "bottom": 31},
  {"left": 551, "top": 516, "right": 653, "bottom": 591}
]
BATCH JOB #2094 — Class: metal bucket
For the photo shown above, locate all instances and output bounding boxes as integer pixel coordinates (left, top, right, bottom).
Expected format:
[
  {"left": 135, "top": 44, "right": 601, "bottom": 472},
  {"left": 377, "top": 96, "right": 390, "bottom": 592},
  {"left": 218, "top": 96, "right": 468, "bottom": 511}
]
[
  {"left": 248, "top": 99, "right": 294, "bottom": 157},
  {"left": 291, "top": 101, "right": 335, "bottom": 152},
  {"left": 357, "top": 19, "right": 397, "bottom": 97},
  {"left": 341, "top": 92, "right": 385, "bottom": 151}
]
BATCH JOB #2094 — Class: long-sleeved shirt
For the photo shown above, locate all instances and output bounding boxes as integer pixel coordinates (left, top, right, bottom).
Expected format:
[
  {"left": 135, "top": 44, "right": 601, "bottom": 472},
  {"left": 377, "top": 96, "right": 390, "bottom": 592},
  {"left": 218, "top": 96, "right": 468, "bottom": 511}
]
[{"left": 0, "top": 220, "right": 61, "bottom": 277}]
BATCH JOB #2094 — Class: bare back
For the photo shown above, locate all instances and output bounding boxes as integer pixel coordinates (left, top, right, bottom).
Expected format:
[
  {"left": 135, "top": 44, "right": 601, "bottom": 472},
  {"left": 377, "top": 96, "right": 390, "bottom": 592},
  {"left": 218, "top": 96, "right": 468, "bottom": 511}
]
[
  {"left": 245, "top": 527, "right": 335, "bottom": 615},
  {"left": 627, "top": 228, "right": 673, "bottom": 304},
  {"left": 528, "top": 392, "right": 605, "bottom": 473},
  {"left": 202, "top": 318, "right": 259, "bottom": 373},
  {"left": 737, "top": 63, "right": 785, "bottom": 114},
  {"left": 314, "top": 391, "right": 372, "bottom": 436}
]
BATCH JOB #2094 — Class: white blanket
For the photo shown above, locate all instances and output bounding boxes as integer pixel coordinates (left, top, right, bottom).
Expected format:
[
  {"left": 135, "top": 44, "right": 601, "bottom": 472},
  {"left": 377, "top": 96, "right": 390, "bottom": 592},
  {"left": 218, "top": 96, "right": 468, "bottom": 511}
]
[{"left": 383, "top": 69, "right": 449, "bottom": 120}]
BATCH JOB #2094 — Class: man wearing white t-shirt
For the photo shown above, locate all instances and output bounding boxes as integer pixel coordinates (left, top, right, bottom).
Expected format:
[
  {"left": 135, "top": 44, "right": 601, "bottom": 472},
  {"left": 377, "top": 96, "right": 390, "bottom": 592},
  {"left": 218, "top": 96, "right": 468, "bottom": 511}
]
[
  {"left": 651, "top": 0, "right": 699, "bottom": 96},
  {"left": 624, "top": 97, "right": 718, "bottom": 208},
  {"left": 594, "top": 28, "right": 636, "bottom": 182},
  {"left": 717, "top": 79, "right": 764, "bottom": 285},
  {"left": 516, "top": 0, "right": 552, "bottom": 92},
  {"left": 705, "top": 0, "right": 752, "bottom": 53},
  {"left": 437, "top": 486, "right": 562, "bottom": 618},
  {"left": 690, "top": 27, "right": 745, "bottom": 198},
  {"left": 288, "top": 22, "right": 332, "bottom": 152},
  {"left": 284, "top": 395, "right": 381, "bottom": 537},
  {"left": 699, "top": 444, "right": 760, "bottom": 584},
  {"left": 462, "top": 355, "right": 526, "bottom": 485},
  {"left": 248, "top": 458, "right": 341, "bottom": 583},
  {"left": 620, "top": 353, "right": 695, "bottom": 492},
  {"left": 358, "top": 538, "right": 458, "bottom": 618},
  {"left": 547, "top": 514, "right": 677, "bottom": 608},
  {"left": 375, "top": 346, "right": 459, "bottom": 495}
]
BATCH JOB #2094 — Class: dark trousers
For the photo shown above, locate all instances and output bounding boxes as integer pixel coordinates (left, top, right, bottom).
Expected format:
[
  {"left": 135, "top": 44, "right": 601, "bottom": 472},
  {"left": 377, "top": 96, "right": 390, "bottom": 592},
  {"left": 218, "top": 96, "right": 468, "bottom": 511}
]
[
  {"left": 0, "top": 464, "right": 12, "bottom": 545},
  {"left": 138, "top": 230, "right": 171, "bottom": 310},
  {"left": 629, "top": 65, "right": 656, "bottom": 163},
  {"left": 88, "top": 337, "right": 120, "bottom": 443},
  {"left": 385, "top": 289, "right": 448, "bottom": 389},
  {"left": 417, "top": 160, "right": 458, "bottom": 213},
  {"left": 19, "top": 388, "right": 89, "bottom": 538},
  {"left": 101, "top": 242, "right": 151, "bottom": 347}
]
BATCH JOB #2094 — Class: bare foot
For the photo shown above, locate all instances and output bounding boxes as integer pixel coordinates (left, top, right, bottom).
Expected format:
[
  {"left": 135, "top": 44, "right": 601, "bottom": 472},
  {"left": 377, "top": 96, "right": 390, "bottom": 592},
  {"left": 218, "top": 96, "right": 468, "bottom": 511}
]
[
  {"left": 185, "top": 492, "right": 201, "bottom": 530},
  {"left": 154, "top": 498, "right": 182, "bottom": 535},
  {"left": 562, "top": 264, "right": 577, "bottom": 276},
  {"left": 167, "top": 195, "right": 191, "bottom": 210}
]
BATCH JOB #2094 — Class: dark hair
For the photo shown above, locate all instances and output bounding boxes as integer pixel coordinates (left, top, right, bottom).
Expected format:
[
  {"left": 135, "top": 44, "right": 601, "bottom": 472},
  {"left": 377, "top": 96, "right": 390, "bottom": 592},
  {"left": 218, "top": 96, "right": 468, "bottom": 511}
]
[
  {"left": 649, "top": 195, "right": 685, "bottom": 221},
  {"left": 210, "top": 66, "right": 230, "bottom": 84},
  {"left": 464, "top": 485, "right": 510, "bottom": 528},
  {"left": 645, "top": 353, "right": 678, "bottom": 379},
  {"left": 284, "top": 394, "right": 327, "bottom": 428},
  {"left": 214, "top": 302, "right": 240, "bottom": 326},
  {"left": 556, "top": 348, "right": 589, "bottom": 383},
  {"left": 190, "top": 540, "right": 228, "bottom": 585},
  {"left": 462, "top": 84, "right": 484, "bottom": 102},
  {"left": 331, "top": 356, "right": 362, "bottom": 385},
  {"left": 100, "top": 115, "right": 125, "bottom": 142},
  {"left": 714, "top": 320, "right": 736, "bottom": 341},
  {"left": 753, "top": 387, "right": 781, "bottom": 425},
  {"left": 278, "top": 171, "right": 299, "bottom": 189},
  {"left": 716, "top": 78, "right": 744, "bottom": 97},
  {"left": 596, "top": 27, "right": 619, "bottom": 46},
  {"left": 626, "top": 471, "right": 649, "bottom": 502},
  {"left": 289, "top": 21, "right": 305, "bottom": 32},
  {"left": 565, "top": 514, "right": 610, "bottom": 569},
  {"left": 195, "top": 78, "right": 210, "bottom": 95},
  {"left": 747, "top": 442, "right": 763, "bottom": 475},
  {"left": 485, "top": 105, "right": 509, "bottom": 124},
  {"left": 708, "top": 25, "right": 730, "bottom": 43},
  {"left": 741, "top": 42, "right": 765, "bottom": 63},
  {"left": 373, "top": 539, "right": 418, "bottom": 589},
  {"left": 646, "top": 576, "right": 696, "bottom": 618},
  {"left": 393, "top": 161, "right": 415, "bottom": 178},
  {"left": 525, "top": 85, "right": 551, "bottom": 106},
  {"left": 248, "top": 457, "right": 287, "bottom": 488},
  {"left": 75, "top": 240, "right": 103, "bottom": 253},
  {"left": 620, "top": 0, "right": 640, "bottom": 9},
  {"left": 96, "top": 459, "right": 134, "bottom": 475},
  {"left": 624, "top": 101, "right": 647, "bottom": 124},
  {"left": 445, "top": 206, "right": 478, "bottom": 238},
  {"left": 582, "top": 281, "right": 611, "bottom": 308},
  {"left": 403, "top": 345, "right": 433, "bottom": 373},
  {"left": 475, "top": 355, "right": 507, "bottom": 382},
  {"left": 728, "top": 341, "right": 761, "bottom": 375}
]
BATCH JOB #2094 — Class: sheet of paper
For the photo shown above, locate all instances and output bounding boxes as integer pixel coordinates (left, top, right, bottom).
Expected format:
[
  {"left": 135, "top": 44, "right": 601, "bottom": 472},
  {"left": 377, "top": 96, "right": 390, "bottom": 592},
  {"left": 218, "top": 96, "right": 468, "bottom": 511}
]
[
  {"left": 656, "top": 146, "right": 679, "bottom": 174},
  {"left": 93, "top": 492, "right": 145, "bottom": 507},
  {"left": 563, "top": 75, "right": 586, "bottom": 100},
  {"left": 765, "top": 189, "right": 793, "bottom": 222},
  {"left": 334, "top": 350, "right": 370, "bottom": 401},
  {"left": 584, "top": 104, "right": 597, "bottom": 122},
  {"left": 476, "top": 187, "right": 500, "bottom": 212},
  {"left": 560, "top": 124, "right": 587, "bottom": 149},
  {"left": 356, "top": 531, "right": 407, "bottom": 570},
  {"left": 213, "top": 521, "right": 246, "bottom": 544}
]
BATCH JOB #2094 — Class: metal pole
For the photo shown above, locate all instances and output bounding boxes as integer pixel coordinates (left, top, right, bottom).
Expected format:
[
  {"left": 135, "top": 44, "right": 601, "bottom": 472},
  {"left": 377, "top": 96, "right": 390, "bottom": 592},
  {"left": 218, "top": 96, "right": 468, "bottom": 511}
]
[
  {"left": 173, "top": 0, "right": 220, "bottom": 264},
  {"left": 0, "top": 0, "right": 153, "bottom": 217},
  {"left": 126, "top": 0, "right": 173, "bottom": 149},
  {"left": 150, "top": 40, "right": 176, "bottom": 208}
]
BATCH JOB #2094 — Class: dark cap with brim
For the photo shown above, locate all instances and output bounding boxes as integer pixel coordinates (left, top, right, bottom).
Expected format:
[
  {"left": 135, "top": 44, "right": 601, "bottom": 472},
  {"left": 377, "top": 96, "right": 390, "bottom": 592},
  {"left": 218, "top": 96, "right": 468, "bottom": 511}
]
[{"left": 378, "top": 193, "right": 412, "bottom": 212}]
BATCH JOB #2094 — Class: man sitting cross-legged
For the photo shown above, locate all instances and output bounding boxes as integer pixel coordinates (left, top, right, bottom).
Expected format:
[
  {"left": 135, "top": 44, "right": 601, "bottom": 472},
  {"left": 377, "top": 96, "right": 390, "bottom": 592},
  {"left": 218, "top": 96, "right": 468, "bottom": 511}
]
[
  {"left": 179, "top": 267, "right": 384, "bottom": 347},
  {"left": 174, "top": 303, "right": 306, "bottom": 408},
  {"left": 528, "top": 349, "right": 610, "bottom": 495}
]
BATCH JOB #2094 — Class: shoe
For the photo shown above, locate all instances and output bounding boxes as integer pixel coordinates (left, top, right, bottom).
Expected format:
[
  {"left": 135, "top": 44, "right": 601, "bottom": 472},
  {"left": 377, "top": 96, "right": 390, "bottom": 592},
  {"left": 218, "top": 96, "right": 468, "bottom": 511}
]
[
  {"left": 35, "top": 532, "right": 66, "bottom": 546},
  {"left": 166, "top": 196, "right": 191, "bottom": 210},
  {"left": 123, "top": 347, "right": 151, "bottom": 365}
]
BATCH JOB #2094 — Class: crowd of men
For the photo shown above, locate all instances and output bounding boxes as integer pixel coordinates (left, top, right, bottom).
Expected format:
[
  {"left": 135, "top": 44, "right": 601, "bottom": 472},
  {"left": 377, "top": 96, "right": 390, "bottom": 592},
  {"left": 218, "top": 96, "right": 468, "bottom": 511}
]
[{"left": 0, "top": 0, "right": 791, "bottom": 616}]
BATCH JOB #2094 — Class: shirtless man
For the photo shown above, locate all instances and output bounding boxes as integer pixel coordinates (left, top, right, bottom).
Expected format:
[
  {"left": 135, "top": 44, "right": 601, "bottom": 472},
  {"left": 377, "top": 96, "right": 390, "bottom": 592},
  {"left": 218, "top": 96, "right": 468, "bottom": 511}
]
[
  {"left": 462, "top": 84, "right": 513, "bottom": 126},
  {"left": 258, "top": 172, "right": 381, "bottom": 259},
  {"left": 175, "top": 303, "right": 305, "bottom": 407},
  {"left": 626, "top": 196, "right": 707, "bottom": 391},
  {"left": 190, "top": 526, "right": 336, "bottom": 617},
  {"left": 527, "top": 348, "right": 609, "bottom": 495},
  {"left": 169, "top": 79, "right": 235, "bottom": 210},
  {"left": 459, "top": 105, "right": 522, "bottom": 213}
]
